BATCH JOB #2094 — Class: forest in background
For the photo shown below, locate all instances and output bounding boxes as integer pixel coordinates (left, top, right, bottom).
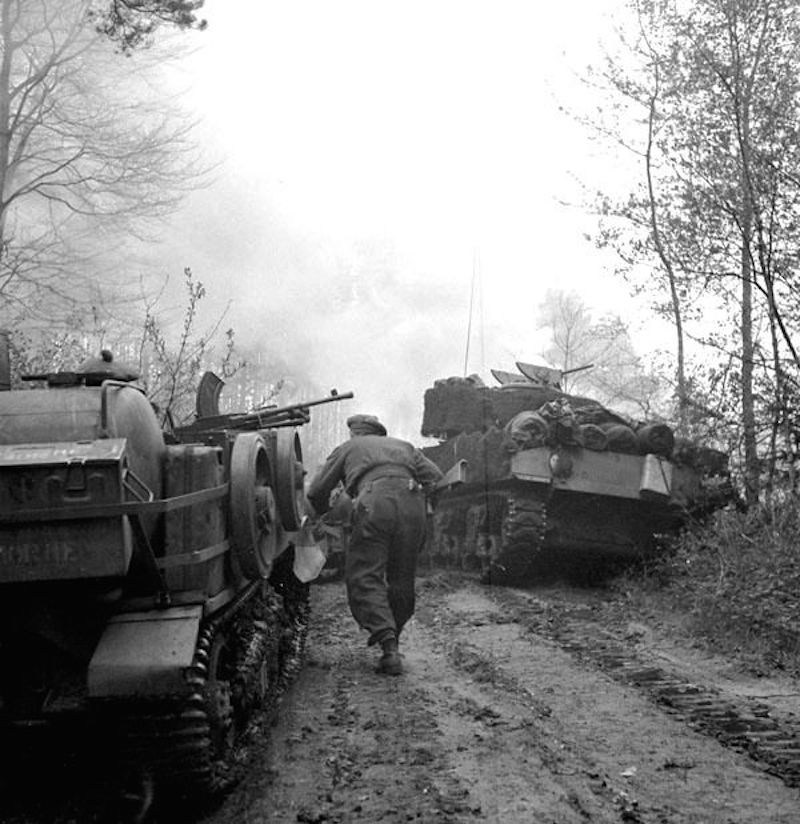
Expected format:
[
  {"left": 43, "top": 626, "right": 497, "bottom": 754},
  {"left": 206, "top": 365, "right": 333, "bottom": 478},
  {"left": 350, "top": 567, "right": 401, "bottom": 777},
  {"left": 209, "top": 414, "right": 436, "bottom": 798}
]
[{"left": 5, "top": 1, "right": 800, "bottom": 545}]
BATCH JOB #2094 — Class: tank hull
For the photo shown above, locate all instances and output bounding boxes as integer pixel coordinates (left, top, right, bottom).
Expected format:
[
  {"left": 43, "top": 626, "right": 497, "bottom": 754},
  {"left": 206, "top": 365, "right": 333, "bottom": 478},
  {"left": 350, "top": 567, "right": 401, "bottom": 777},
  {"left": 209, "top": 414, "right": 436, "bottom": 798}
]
[
  {"left": 428, "top": 479, "right": 686, "bottom": 581},
  {"left": 424, "top": 436, "right": 716, "bottom": 584}
]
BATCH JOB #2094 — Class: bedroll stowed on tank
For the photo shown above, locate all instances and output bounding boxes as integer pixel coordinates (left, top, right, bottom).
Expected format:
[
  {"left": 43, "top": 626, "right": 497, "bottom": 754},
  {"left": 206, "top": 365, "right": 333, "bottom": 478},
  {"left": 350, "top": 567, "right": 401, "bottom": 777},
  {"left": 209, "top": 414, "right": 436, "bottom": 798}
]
[
  {"left": 0, "top": 340, "right": 352, "bottom": 810},
  {"left": 421, "top": 362, "right": 733, "bottom": 584}
]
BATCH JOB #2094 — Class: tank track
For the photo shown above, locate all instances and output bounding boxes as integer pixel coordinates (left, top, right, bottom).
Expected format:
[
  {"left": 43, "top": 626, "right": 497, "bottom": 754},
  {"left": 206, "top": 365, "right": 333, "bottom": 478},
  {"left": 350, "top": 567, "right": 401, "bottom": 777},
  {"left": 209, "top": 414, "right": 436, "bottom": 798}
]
[
  {"left": 483, "top": 492, "right": 548, "bottom": 585},
  {"left": 430, "top": 487, "right": 548, "bottom": 585},
  {"left": 102, "top": 564, "right": 310, "bottom": 804}
]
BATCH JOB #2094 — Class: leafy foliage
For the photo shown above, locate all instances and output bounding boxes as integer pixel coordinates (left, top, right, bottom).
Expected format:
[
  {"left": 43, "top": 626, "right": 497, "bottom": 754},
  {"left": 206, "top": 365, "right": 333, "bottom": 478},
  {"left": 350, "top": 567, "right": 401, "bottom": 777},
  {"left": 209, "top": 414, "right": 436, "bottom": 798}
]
[
  {"left": 6, "top": 321, "right": 92, "bottom": 387},
  {"left": 89, "top": 0, "right": 207, "bottom": 51},
  {"left": 641, "top": 503, "right": 800, "bottom": 675},
  {"left": 583, "top": 0, "right": 800, "bottom": 502}
]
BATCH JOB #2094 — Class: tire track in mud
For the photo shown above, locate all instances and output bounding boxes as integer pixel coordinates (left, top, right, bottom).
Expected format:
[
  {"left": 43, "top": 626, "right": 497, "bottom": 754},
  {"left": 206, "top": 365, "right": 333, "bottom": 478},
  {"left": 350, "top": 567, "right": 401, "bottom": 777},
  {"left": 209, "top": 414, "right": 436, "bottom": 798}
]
[
  {"left": 184, "top": 573, "right": 800, "bottom": 824},
  {"left": 402, "top": 624, "right": 628, "bottom": 823},
  {"left": 478, "top": 581, "right": 800, "bottom": 788},
  {"left": 211, "top": 577, "right": 641, "bottom": 823},
  {"left": 412, "top": 573, "right": 800, "bottom": 824},
  {"left": 4, "top": 571, "right": 799, "bottom": 824}
]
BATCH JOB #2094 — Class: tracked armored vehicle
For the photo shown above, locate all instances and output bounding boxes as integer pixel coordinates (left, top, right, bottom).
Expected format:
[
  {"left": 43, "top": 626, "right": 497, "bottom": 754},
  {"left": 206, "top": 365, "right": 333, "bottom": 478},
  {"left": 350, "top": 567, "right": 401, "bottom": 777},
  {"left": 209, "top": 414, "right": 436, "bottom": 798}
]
[
  {"left": 0, "top": 344, "right": 348, "bottom": 806},
  {"left": 422, "top": 365, "right": 731, "bottom": 584}
]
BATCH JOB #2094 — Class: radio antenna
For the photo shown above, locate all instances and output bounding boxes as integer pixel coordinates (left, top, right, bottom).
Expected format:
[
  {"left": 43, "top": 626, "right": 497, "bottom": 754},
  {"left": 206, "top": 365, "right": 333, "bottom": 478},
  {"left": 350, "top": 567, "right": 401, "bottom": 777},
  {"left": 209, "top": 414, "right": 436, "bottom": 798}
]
[{"left": 463, "top": 248, "right": 484, "bottom": 376}]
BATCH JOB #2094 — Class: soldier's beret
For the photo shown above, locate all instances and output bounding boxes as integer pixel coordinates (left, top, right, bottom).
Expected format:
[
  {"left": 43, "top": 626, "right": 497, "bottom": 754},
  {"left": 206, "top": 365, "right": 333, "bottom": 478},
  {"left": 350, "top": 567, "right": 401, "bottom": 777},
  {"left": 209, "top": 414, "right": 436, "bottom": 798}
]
[{"left": 347, "top": 413, "right": 387, "bottom": 436}]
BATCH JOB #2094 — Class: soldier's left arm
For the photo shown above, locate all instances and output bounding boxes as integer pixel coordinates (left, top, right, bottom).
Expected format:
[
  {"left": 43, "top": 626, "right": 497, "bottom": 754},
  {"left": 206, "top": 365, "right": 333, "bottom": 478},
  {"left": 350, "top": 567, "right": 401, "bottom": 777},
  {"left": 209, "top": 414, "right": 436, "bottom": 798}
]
[{"left": 412, "top": 449, "right": 445, "bottom": 492}]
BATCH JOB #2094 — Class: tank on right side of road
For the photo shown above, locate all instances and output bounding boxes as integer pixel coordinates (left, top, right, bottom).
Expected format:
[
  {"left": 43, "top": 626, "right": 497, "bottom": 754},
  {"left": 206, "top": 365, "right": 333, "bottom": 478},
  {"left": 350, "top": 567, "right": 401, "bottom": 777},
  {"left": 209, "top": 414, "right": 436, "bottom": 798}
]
[{"left": 420, "top": 365, "right": 733, "bottom": 584}]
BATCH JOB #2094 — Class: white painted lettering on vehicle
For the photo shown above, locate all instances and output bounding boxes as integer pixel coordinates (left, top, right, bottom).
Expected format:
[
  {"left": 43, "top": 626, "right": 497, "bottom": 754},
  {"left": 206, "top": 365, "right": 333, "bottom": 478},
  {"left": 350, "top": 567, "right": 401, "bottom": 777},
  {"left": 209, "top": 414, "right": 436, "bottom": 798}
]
[{"left": 0, "top": 543, "right": 78, "bottom": 565}]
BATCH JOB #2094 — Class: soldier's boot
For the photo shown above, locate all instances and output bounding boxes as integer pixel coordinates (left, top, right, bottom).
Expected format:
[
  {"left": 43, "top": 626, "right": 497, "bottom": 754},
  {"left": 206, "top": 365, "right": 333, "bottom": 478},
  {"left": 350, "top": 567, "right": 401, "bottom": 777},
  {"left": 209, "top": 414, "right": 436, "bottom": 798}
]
[{"left": 376, "top": 636, "right": 403, "bottom": 676}]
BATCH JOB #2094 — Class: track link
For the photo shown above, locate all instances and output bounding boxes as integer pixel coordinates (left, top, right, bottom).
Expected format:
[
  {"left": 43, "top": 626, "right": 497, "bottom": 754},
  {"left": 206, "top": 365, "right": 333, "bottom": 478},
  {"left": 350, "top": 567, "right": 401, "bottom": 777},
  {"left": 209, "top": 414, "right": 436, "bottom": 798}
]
[
  {"left": 102, "top": 563, "right": 310, "bottom": 803},
  {"left": 484, "top": 493, "right": 548, "bottom": 584}
]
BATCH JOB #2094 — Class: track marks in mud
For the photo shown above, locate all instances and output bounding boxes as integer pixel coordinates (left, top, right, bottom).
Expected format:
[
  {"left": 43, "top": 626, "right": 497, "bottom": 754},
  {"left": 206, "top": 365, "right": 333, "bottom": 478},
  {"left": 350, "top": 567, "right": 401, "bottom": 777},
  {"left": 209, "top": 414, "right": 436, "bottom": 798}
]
[
  {"left": 480, "top": 581, "right": 800, "bottom": 789},
  {"left": 314, "top": 670, "right": 478, "bottom": 822},
  {"left": 208, "top": 588, "right": 484, "bottom": 823},
  {"left": 413, "top": 575, "right": 800, "bottom": 823},
  {"left": 406, "top": 609, "right": 630, "bottom": 822},
  {"left": 204, "top": 576, "right": 800, "bottom": 824}
]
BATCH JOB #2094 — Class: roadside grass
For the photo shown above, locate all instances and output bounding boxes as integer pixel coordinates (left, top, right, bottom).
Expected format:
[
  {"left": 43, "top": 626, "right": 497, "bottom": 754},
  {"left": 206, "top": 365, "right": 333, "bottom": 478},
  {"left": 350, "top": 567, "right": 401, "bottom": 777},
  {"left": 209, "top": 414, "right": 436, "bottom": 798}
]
[{"left": 620, "top": 502, "right": 800, "bottom": 677}]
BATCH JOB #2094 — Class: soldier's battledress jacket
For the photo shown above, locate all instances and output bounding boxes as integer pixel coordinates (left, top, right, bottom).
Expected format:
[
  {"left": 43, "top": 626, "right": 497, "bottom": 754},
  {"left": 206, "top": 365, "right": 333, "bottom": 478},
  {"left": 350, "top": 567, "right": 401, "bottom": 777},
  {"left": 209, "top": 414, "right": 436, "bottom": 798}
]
[
  {"left": 307, "top": 434, "right": 443, "bottom": 514},
  {"left": 307, "top": 434, "right": 444, "bottom": 647}
]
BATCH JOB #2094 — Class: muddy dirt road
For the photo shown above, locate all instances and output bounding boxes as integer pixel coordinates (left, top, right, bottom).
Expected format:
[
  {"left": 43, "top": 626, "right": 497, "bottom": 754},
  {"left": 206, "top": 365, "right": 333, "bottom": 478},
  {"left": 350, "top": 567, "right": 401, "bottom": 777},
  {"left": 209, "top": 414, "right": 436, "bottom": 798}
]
[
  {"left": 4, "top": 571, "right": 800, "bottom": 823},
  {"left": 202, "top": 571, "right": 800, "bottom": 824}
]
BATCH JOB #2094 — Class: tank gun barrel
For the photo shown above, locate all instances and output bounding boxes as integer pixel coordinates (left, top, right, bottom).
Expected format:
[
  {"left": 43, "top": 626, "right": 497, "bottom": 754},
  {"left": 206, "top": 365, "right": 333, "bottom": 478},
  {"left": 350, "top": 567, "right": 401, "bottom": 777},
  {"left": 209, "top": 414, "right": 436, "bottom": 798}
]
[{"left": 562, "top": 363, "right": 594, "bottom": 376}]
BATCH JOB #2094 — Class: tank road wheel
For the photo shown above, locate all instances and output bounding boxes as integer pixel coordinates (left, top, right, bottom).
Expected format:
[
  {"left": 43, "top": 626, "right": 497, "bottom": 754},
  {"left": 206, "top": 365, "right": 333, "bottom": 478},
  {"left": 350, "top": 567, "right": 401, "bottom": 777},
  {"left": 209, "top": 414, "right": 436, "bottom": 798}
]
[
  {"left": 230, "top": 433, "right": 278, "bottom": 580},
  {"left": 273, "top": 427, "right": 305, "bottom": 531}
]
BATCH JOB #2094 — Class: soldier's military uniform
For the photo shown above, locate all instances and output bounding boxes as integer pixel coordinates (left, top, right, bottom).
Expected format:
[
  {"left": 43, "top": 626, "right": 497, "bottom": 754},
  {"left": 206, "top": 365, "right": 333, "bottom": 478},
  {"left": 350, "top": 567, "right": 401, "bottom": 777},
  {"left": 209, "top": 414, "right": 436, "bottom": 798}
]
[{"left": 307, "top": 414, "right": 443, "bottom": 675}]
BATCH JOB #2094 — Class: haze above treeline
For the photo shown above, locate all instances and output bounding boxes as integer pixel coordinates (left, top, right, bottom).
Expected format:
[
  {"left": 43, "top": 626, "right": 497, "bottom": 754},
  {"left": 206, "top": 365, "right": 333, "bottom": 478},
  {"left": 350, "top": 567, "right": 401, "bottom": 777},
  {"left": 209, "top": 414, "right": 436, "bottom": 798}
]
[
  {"left": 152, "top": 0, "right": 645, "bottom": 443},
  {"left": 10, "top": 0, "right": 797, "bottom": 509},
  {"left": 5, "top": 0, "right": 640, "bottom": 446}
]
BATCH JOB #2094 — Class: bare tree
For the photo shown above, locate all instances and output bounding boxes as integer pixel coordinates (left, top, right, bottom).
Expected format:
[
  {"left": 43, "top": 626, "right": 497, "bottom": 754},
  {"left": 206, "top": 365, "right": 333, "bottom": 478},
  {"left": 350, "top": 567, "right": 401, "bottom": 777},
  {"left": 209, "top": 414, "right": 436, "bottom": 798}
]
[
  {"left": 536, "top": 290, "right": 593, "bottom": 391},
  {"left": 534, "top": 289, "right": 665, "bottom": 418},
  {"left": 136, "top": 267, "right": 243, "bottom": 426},
  {"left": 0, "top": 0, "right": 205, "bottom": 324}
]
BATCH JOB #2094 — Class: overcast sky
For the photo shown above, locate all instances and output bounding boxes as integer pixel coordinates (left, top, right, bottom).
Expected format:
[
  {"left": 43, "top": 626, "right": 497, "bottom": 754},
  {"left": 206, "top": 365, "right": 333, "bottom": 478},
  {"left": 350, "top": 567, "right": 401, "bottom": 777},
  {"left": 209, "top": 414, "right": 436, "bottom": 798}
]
[{"left": 155, "top": 0, "right": 657, "bottom": 444}]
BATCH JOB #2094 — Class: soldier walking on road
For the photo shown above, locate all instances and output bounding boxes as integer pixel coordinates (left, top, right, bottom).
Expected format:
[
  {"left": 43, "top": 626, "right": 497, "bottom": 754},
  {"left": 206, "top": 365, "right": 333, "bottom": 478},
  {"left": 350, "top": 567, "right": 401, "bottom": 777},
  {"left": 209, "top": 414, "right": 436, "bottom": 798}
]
[{"left": 307, "top": 414, "right": 443, "bottom": 675}]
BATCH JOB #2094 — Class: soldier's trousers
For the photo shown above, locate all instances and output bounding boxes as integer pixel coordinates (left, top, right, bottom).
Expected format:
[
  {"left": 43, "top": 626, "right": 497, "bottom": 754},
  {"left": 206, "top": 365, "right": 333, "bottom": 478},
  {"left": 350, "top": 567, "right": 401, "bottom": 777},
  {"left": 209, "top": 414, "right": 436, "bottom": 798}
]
[{"left": 345, "top": 478, "right": 426, "bottom": 646}]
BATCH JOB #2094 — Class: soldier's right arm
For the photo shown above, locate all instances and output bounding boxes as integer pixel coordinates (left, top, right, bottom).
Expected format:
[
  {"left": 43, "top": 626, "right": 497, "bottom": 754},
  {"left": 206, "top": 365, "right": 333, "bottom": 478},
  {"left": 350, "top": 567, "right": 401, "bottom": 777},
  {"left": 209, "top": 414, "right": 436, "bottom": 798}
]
[{"left": 307, "top": 444, "right": 347, "bottom": 516}]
